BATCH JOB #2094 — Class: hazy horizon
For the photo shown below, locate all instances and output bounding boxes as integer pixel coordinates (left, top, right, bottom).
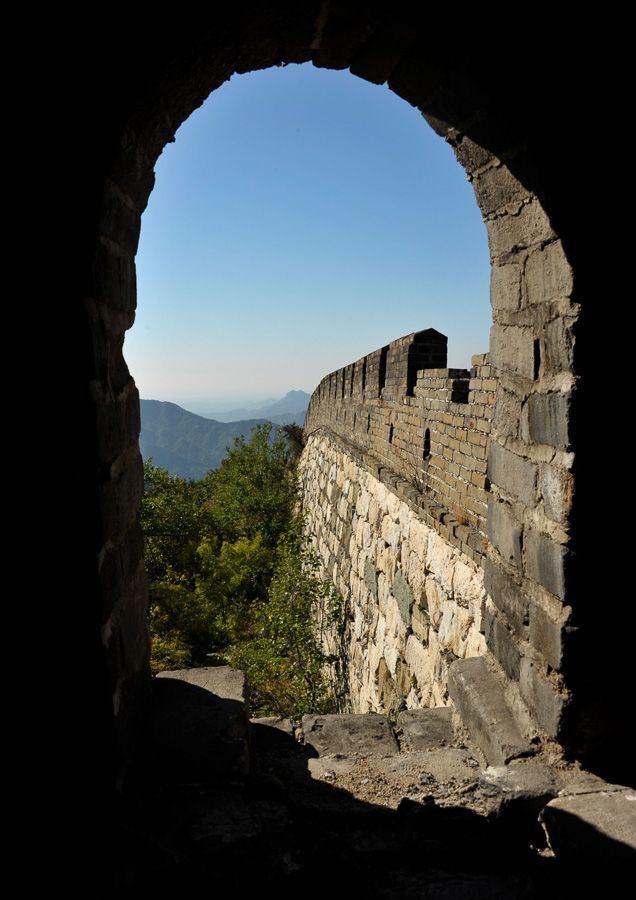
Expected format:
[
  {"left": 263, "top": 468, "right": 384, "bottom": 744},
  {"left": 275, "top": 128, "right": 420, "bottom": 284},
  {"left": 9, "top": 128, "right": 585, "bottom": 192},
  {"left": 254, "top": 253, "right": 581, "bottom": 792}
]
[
  {"left": 142, "top": 389, "right": 311, "bottom": 419},
  {"left": 125, "top": 63, "right": 491, "bottom": 407}
]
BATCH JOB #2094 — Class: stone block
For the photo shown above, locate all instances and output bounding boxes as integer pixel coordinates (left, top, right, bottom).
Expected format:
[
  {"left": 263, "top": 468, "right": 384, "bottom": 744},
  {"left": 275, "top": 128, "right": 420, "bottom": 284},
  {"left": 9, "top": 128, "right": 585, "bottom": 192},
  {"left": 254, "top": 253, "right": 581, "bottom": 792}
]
[
  {"left": 411, "top": 604, "right": 430, "bottom": 641},
  {"left": 397, "top": 707, "right": 455, "bottom": 750},
  {"left": 492, "top": 385, "right": 523, "bottom": 440},
  {"left": 519, "top": 658, "right": 567, "bottom": 738},
  {"left": 525, "top": 239, "right": 573, "bottom": 306},
  {"left": 472, "top": 164, "right": 530, "bottom": 218},
  {"left": 524, "top": 528, "right": 567, "bottom": 600},
  {"left": 144, "top": 668, "right": 250, "bottom": 781},
  {"left": 249, "top": 717, "right": 295, "bottom": 754},
  {"left": 451, "top": 134, "right": 494, "bottom": 174},
  {"left": 490, "top": 324, "right": 535, "bottom": 381},
  {"left": 527, "top": 391, "right": 571, "bottom": 450},
  {"left": 488, "top": 441, "right": 537, "bottom": 505},
  {"left": 363, "top": 557, "right": 378, "bottom": 601},
  {"left": 484, "top": 560, "right": 528, "bottom": 637},
  {"left": 541, "top": 462, "right": 574, "bottom": 524},
  {"left": 448, "top": 657, "right": 533, "bottom": 765},
  {"left": 490, "top": 262, "right": 522, "bottom": 311},
  {"left": 545, "top": 316, "right": 575, "bottom": 375},
  {"left": 540, "top": 786, "right": 636, "bottom": 865},
  {"left": 487, "top": 498, "right": 522, "bottom": 569},
  {"left": 529, "top": 600, "right": 564, "bottom": 670},
  {"left": 485, "top": 199, "right": 556, "bottom": 258},
  {"left": 484, "top": 606, "right": 520, "bottom": 681},
  {"left": 479, "top": 759, "right": 557, "bottom": 818},
  {"left": 302, "top": 713, "right": 397, "bottom": 757}
]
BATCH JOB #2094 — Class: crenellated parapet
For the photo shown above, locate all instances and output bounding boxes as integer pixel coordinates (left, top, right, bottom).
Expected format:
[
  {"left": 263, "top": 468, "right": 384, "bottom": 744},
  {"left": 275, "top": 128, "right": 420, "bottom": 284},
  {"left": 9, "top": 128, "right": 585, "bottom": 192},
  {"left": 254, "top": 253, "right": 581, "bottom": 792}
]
[{"left": 304, "top": 330, "right": 497, "bottom": 565}]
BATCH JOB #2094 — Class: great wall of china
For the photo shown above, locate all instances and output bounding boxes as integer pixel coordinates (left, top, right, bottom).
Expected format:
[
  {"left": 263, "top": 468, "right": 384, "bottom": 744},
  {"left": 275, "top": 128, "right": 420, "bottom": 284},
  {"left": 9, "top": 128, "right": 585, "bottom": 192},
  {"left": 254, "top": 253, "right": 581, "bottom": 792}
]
[{"left": 42, "top": 9, "right": 635, "bottom": 881}]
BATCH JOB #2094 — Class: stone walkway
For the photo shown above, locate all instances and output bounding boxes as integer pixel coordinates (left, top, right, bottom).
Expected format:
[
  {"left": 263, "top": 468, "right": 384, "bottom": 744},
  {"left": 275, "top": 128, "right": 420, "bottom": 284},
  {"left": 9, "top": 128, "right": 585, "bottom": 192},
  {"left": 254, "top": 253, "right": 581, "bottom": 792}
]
[{"left": 65, "top": 668, "right": 635, "bottom": 897}]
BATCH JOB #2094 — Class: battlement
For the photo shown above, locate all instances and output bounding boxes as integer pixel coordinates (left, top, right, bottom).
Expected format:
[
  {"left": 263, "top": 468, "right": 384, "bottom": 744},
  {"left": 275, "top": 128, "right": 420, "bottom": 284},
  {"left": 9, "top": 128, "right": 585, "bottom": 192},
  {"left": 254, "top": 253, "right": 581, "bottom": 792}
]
[{"left": 304, "top": 331, "right": 497, "bottom": 563}]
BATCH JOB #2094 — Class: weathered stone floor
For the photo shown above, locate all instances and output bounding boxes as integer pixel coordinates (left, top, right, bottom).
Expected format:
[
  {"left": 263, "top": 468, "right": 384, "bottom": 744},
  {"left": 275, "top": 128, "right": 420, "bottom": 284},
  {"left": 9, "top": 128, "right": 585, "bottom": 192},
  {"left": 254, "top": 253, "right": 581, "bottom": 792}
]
[{"left": 61, "top": 668, "right": 635, "bottom": 897}]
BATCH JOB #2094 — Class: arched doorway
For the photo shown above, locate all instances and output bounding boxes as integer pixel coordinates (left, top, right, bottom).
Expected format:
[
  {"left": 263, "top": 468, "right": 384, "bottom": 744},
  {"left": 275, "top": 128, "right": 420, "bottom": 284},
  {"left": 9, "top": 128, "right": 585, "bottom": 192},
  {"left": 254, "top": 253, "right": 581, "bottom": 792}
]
[{"left": 60, "top": 7, "right": 620, "bottom": 799}]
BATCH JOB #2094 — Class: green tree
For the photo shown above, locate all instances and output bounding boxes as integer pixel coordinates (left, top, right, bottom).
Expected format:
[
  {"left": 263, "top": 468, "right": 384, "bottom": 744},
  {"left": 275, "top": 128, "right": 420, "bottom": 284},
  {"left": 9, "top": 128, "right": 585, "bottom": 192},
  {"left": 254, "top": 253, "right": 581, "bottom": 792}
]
[
  {"left": 141, "top": 427, "right": 298, "bottom": 672},
  {"left": 140, "top": 426, "right": 339, "bottom": 710},
  {"left": 230, "top": 517, "right": 343, "bottom": 719},
  {"left": 280, "top": 422, "right": 305, "bottom": 466},
  {"left": 195, "top": 533, "right": 272, "bottom": 643},
  {"left": 205, "top": 423, "right": 295, "bottom": 548},
  {"left": 148, "top": 581, "right": 223, "bottom": 671},
  {"left": 140, "top": 460, "right": 215, "bottom": 587}
]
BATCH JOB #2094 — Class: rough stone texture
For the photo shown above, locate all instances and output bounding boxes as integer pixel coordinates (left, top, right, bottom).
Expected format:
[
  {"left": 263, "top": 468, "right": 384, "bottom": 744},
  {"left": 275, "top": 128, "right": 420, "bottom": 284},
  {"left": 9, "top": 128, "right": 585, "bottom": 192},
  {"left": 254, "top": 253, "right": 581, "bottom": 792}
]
[
  {"left": 527, "top": 392, "right": 572, "bottom": 450},
  {"left": 487, "top": 442, "right": 537, "bottom": 506},
  {"left": 484, "top": 560, "right": 528, "bottom": 638},
  {"left": 524, "top": 528, "right": 568, "bottom": 601},
  {"left": 529, "top": 600, "right": 564, "bottom": 671},
  {"left": 299, "top": 430, "right": 489, "bottom": 713},
  {"left": 397, "top": 707, "right": 455, "bottom": 750},
  {"left": 525, "top": 240, "right": 573, "bottom": 307},
  {"left": 302, "top": 713, "right": 397, "bottom": 757},
  {"left": 487, "top": 498, "right": 522, "bottom": 569},
  {"left": 479, "top": 760, "right": 557, "bottom": 817},
  {"left": 484, "top": 606, "right": 521, "bottom": 682},
  {"left": 489, "top": 324, "right": 536, "bottom": 381},
  {"left": 540, "top": 462, "right": 574, "bottom": 524},
  {"left": 490, "top": 262, "right": 521, "bottom": 311},
  {"left": 540, "top": 785, "right": 636, "bottom": 865},
  {"left": 519, "top": 658, "right": 567, "bottom": 738},
  {"left": 392, "top": 569, "right": 414, "bottom": 628},
  {"left": 303, "top": 331, "right": 496, "bottom": 543},
  {"left": 447, "top": 657, "right": 533, "bottom": 766},
  {"left": 141, "top": 667, "right": 250, "bottom": 781}
]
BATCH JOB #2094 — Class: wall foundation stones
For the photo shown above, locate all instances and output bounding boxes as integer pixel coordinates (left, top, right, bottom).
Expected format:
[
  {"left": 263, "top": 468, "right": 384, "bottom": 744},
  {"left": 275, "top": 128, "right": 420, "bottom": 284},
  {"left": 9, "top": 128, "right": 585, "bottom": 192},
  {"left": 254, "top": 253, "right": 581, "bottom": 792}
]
[{"left": 300, "top": 428, "right": 490, "bottom": 712}]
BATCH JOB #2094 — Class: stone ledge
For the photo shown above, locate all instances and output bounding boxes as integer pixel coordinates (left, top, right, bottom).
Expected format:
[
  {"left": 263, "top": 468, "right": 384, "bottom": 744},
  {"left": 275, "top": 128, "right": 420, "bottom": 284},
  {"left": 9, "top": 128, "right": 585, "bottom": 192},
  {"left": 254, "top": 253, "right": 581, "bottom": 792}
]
[
  {"left": 447, "top": 657, "right": 534, "bottom": 766},
  {"left": 301, "top": 713, "right": 398, "bottom": 757},
  {"left": 140, "top": 667, "right": 251, "bottom": 782},
  {"left": 540, "top": 785, "right": 636, "bottom": 865}
]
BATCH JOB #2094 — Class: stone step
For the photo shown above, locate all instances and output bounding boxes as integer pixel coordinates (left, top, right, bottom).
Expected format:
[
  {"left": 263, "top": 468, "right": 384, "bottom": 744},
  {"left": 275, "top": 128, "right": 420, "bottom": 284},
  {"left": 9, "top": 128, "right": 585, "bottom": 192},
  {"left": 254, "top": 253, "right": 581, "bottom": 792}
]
[
  {"left": 397, "top": 706, "right": 455, "bottom": 750},
  {"left": 116, "top": 675, "right": 634, "bottom": 891},
  {"left": 540, "top": 782, "right": 636, "bottom": 864},
  {"left": 447, "top": 656, "right": 534, "bottom": 766},
  {"left": 250, "top": 712, "right": 636, "bottom": 865},
  {"left": 139, "top": 666, "right": 251, "bottom": 782},
  {"left": 250, "top": 710, "right": 484, "bottom": 815},
  {"left": 301, "top": 713, "right": 398, "bottom": 757}
]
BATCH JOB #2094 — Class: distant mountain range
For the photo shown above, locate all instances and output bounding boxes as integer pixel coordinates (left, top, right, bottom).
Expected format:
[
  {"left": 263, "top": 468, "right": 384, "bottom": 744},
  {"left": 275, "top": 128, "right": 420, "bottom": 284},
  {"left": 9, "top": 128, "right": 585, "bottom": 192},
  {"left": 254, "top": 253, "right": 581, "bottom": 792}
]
[
  {"left": 191, "top": 390, "right": 311, "bottom": 423},
  {"left": 139, "top": 390, "right": 310, "bottom": 480}
]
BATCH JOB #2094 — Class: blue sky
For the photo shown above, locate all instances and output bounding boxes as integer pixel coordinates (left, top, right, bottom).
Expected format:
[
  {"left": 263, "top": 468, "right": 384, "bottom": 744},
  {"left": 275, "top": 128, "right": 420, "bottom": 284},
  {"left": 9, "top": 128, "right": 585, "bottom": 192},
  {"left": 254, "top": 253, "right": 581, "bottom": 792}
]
[{"left": 125, "top": 63, "right": 491, "bottom": 410}]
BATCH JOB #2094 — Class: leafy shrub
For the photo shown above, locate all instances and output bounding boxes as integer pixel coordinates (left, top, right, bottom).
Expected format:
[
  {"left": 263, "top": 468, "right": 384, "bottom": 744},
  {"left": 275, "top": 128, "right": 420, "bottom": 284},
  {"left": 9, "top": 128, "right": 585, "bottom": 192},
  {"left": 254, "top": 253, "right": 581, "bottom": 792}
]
[
  {"left": 230, "top": 517, "right": 343, "bottom": 719},
  {"left": 141, "top": 425, "right": 342, "bottom": 715}
]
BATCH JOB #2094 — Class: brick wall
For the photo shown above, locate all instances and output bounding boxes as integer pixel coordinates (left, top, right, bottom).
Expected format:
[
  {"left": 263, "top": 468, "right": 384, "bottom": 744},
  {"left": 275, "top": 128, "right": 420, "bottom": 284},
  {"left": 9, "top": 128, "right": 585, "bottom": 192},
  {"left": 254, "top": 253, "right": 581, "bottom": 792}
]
[
  {"left": 299, "top": 429, "right": 489, "bottom": 713},
  {"left": 304, "top": 330, "right": 497, "bottom": 566}
]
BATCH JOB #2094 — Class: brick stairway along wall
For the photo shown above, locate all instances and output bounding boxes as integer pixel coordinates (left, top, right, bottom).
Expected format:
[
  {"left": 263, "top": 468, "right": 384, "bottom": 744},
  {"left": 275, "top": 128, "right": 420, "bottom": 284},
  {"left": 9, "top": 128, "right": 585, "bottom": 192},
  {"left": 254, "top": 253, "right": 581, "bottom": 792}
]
[{"left": 299, "top": 331, "right": 498, "bottom": 712}]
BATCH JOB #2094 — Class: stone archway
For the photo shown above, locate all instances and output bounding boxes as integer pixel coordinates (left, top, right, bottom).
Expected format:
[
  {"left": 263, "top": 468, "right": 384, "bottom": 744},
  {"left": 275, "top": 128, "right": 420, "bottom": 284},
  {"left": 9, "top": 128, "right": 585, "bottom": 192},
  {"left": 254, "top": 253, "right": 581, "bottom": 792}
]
[{"left": 59, "top": 5, "right": 622, "bottom": 798}]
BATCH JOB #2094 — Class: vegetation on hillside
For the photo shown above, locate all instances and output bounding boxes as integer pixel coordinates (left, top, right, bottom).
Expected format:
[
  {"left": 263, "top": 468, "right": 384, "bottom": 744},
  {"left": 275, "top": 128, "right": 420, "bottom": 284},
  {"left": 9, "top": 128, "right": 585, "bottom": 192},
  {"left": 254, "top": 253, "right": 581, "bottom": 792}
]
[{"left": 140, "top": 423, "right": 341, "bottom": 717}]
